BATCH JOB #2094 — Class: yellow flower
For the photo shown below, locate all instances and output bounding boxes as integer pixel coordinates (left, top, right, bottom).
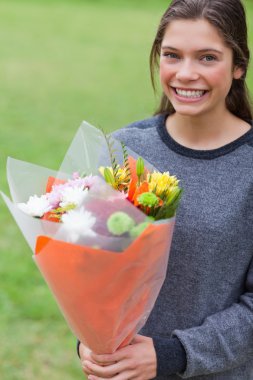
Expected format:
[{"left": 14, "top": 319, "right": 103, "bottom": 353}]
[
  {"left": 99, "top": 166, "right": 129, "bottom": 189},
  {"left": 148, "top": 171, "right": 179, "bottom": 198},
  {"left": 116, "top": 167, "right": 129, "bottom": 183}
]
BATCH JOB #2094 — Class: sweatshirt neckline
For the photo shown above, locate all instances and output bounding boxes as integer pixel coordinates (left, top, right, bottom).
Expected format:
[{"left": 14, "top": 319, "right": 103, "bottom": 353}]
[{"left": 156, "top": 113, "right": 253, "bottom": 160}]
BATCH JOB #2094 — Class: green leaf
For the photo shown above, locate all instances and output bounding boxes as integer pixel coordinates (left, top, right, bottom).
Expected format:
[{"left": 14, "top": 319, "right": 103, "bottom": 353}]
[
  {"left": 121, "top": 142, "right": 131, "bottom": 184},
  {"left": 101, "top": 129, "right": 120, "bottom": 182},
  {"left": 154, "top": 187, "right": 183, "bottom": 220}
]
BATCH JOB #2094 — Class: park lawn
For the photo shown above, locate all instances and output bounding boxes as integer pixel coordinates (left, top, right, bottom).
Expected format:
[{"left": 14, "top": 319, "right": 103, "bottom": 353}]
[{"left": 0, "top": 1, "right": 252, "bottom": 379}]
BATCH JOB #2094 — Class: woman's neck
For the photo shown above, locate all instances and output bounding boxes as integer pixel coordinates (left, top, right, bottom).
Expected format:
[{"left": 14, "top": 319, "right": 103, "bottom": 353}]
[{"left": 166, "top": 110, "right": 251, "bottom": 150}]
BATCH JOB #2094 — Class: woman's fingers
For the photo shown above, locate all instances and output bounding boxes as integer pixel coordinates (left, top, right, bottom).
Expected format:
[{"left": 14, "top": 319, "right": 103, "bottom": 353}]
[
  {"left": 90, "top": 347, "right": 128, "bottom": 365},
  {"left": 79, "top": 335, "right": 157, "bottom": 380},
  {"left": 83, "top": 358, "right": 132, "bottom": 378},
  {"left": 87, "top": 370, "right": 136, "bottom": 380}
]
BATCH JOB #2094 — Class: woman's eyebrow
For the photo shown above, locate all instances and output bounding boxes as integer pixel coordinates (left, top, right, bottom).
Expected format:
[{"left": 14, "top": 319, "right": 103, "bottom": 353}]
[
  {"left": 197, "top": 48, "right": 223, "bottom": 54},
  {"left": 160, "top": 46, "right": 178, "bottom": 50},
  {"left": 161, "top": 46, "right": 223, "bottom": 55}
]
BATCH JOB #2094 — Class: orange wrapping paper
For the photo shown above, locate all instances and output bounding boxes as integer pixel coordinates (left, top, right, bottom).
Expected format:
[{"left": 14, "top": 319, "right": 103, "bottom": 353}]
[{"left": 34, "top": 220, "right": 175, "bottom": 354}]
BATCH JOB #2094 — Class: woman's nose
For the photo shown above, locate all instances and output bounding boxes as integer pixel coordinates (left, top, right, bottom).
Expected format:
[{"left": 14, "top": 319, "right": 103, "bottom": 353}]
[{"left": 175, "top": 60, "right": 199, "bottom": 81}]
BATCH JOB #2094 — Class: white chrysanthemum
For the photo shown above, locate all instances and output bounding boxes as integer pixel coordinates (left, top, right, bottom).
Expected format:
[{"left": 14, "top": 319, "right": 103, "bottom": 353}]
[
  {"left": 60, "top": 186, "right": 89, "bottom": 208},
  {"left": 18, "top": 195, "right": 52, "bottom": 217},
  {"left": 61, "top": 208, "right": 96, "bottom": 242}
]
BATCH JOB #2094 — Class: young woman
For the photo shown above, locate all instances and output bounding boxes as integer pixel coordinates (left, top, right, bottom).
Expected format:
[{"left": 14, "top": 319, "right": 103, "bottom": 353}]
[{"left": 79, "top": 0, "right": 253, "bottom": 378}]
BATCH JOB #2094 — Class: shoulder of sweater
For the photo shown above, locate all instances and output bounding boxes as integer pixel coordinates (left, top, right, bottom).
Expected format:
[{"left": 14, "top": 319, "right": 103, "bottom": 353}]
[
  {"left": 124, "top": 114, "right": 163, "bottom": 130},
  {"left": 247, "top": 125, "right": 253, "bottom": 147},
  {"left": 244, "top": 121, "right": 253, "bottom": 155},
  {"left": 112, "top": 114, "right": 164, "bottom": 138}
]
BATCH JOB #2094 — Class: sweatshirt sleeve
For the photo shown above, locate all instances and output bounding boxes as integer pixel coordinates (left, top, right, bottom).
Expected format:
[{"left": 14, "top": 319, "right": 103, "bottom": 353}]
[
  {"left": 172, "top": 257, "right": 253, "bottom": 378},
  {"left": 152, "top": 336, "right": 187, "bottom": 376}
]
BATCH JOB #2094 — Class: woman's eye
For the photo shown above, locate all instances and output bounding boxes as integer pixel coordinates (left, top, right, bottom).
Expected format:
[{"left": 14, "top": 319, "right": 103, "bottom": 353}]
[
  {"left": 163, "top": 52, "right": 179, "bottom": 59},
  {"left": 201, "top": 55, "right": 217, "bottom": 62}
]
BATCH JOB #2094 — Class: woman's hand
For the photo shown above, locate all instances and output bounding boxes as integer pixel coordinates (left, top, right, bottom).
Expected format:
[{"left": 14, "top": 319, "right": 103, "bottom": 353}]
[{"left": 79, "top": 335, "right": 157, "bottom": 380}]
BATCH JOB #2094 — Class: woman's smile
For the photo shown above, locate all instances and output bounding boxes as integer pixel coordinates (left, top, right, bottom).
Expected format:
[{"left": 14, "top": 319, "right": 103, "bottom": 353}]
[{"left": 171, "top": 86, "right": 209, "bottom": 102}]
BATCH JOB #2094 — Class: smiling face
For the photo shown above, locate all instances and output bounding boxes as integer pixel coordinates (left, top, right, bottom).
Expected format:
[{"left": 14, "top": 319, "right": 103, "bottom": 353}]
[{"left": 159, "top": 19, "right": 243, "bottom": 118}]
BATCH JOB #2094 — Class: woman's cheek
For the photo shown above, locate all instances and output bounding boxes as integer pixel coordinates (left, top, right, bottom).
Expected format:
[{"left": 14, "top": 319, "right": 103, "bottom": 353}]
[
  {"left": 159, "top": 63, "right": 173, "bottom": 89},
  {"left": 206, "top": 65, "right": 233, "bottom": 89}
]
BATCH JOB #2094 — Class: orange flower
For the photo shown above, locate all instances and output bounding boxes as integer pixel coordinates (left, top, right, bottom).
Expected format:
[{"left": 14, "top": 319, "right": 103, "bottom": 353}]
[
  {"left": 42, "top": 211, "right": 60, "bottom": 223},
  {"left": 41, "top": 176, "right": 67, "bottom": 222},
  {"left": 45, "top": 176, "right": 66, "bottom": 193},
  {"left": 127, "top": 156, "right": 151, "bottom": 207},
  {"left": 128, "top": 181, "right": 149, "bottom": 206}
]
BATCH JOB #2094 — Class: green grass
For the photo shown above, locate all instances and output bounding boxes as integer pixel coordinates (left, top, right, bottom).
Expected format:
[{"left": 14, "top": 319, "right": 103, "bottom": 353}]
[
  {"left": 0, "top": 1, "right": 253, "bottom": 379},
  {"left": 0, "top": 0, "right": 167, "bottom": 172}
]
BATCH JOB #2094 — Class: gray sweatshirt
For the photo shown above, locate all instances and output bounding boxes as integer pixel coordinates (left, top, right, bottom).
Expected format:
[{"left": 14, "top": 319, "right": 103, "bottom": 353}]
[{"left": 113, "top": 113, "right": 253, "bottom": 379}]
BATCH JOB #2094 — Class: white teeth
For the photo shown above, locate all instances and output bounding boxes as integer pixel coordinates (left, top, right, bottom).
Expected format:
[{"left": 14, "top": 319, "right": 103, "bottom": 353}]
[{"left": 175, "top": 88, "right": 205, "bottom": 98}]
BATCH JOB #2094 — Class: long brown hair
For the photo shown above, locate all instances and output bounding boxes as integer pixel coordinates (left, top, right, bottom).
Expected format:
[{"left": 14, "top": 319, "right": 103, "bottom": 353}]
[{"left": 150, "top": 0, "right": 253, "bottom": 121}]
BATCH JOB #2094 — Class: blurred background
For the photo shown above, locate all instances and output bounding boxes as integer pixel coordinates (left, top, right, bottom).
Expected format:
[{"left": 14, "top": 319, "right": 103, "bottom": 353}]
[{"left": 0, "top": 1, "right": 252, "bottom": 379}]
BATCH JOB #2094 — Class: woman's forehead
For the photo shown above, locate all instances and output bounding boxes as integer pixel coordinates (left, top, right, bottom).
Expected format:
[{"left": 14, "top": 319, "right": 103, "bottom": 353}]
[{"left": 162, "top": 19, "right": 227, "bottom": 51}]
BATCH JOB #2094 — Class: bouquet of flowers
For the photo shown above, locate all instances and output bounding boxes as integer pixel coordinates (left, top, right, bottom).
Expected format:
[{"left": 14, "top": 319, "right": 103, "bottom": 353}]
[{"left": 1, "top": 121, "right": 182, "bottom": 354}]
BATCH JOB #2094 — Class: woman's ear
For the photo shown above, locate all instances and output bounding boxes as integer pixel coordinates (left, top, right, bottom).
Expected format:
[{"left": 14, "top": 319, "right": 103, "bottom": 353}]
[{"left": 233, "top": 66, "right": 244, "bottom": 80}]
